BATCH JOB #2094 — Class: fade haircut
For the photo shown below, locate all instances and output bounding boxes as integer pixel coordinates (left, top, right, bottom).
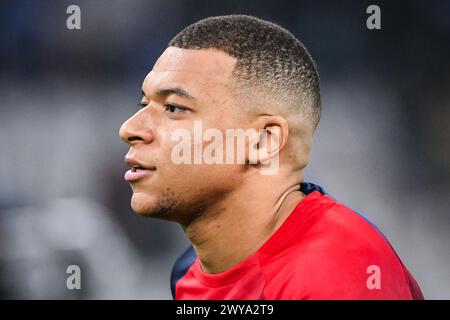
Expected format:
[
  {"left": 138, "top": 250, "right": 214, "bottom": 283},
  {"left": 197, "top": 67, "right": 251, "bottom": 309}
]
[{"left": 169, "top": 15, "right": 321, "bottom": 129}]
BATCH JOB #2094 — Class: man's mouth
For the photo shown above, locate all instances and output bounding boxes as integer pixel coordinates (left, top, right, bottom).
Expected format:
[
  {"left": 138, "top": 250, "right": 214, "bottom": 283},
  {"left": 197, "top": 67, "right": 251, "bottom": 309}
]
[
  {"left": 124, "top": 157, "right": 156, "bottom": 182},
  {"left": 125, "top": 166, "right": 156, "bottom": 182}
]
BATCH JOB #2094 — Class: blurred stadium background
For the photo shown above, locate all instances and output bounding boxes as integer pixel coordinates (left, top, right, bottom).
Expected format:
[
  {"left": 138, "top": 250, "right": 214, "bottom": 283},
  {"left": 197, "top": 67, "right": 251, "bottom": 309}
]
[{"left": 0, "top": 0, "right": 449, "bottom": 299}]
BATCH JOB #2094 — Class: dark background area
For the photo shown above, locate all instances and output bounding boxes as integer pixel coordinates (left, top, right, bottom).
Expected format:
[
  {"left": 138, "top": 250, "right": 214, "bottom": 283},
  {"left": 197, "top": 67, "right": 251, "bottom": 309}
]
[{"left": 0, "top": 0, "right": 449, "bottom": 299}]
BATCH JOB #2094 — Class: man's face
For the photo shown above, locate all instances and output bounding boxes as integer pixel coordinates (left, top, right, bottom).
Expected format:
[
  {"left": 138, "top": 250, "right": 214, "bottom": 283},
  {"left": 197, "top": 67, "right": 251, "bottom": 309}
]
[{"left": 119, "top": 47, "right": 250, "bottom": 224}]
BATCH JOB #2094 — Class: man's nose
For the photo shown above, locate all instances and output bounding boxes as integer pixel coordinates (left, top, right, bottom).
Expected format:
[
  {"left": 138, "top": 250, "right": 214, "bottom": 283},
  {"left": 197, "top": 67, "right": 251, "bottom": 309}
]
[{"left": 119, "top": 111, "right": 154, "bottom": 145}]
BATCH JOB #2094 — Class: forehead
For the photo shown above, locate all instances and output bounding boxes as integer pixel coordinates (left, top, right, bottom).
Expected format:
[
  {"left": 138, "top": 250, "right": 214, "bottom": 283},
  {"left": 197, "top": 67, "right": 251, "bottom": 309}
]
[{"left": 142, "top": 47, "right": 237, "bottom": 96}]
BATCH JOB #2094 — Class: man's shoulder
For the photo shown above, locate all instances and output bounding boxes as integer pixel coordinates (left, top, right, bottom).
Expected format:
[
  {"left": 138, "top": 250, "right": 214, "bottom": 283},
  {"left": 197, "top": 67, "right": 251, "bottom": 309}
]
[
  {"left": 263, "top": 197, "right": 416, "bottom": 299},
  {"left": 275, "top": 192, "right": 393, "bottom": 260}
]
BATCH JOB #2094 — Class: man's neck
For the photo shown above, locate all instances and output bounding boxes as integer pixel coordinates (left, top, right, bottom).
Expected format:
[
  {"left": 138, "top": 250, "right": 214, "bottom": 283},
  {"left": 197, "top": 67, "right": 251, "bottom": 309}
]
[{"left": 182, "top": 174, "right": 305, "bottom": 274}]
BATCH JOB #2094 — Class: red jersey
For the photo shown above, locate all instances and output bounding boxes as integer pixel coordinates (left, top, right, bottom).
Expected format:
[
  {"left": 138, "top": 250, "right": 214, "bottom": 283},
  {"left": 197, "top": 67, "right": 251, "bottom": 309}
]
[{"left": 170, "top": 183, "right": 424, "bottom": 300}]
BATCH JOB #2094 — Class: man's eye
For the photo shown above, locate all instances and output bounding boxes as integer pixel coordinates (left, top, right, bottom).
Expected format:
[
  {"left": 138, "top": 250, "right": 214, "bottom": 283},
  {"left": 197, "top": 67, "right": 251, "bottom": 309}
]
[
  {"left": 165, "top": 104, "right": 186, "bottom": 113},
  {"left": 138, "top": 102, "right": 149, "bottom": 109}
]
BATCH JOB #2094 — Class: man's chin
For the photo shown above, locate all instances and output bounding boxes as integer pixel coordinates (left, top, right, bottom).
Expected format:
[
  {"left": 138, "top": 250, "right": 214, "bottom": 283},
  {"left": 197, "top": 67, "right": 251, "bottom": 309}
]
[
  {"left": 129, "top": 191, "right": 178, "bottom": 220},
  {"left": 130, "top": 192, "right": 158, "bottom": 216}
]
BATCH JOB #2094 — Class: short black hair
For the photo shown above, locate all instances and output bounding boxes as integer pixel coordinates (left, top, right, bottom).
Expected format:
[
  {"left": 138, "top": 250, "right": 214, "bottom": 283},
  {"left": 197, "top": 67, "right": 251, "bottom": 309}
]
[{"left": 169, "top": 15, "right": 321, "bottom": 129}]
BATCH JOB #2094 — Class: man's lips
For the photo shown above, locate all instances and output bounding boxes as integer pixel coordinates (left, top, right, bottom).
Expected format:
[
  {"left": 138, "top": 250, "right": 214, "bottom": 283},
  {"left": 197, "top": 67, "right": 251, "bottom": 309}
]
[
  {"left": 124, "top": 167, "right": 155, "bottom": 181},
  {"left": 124, "top": 157, "right": 156, "bottom": 182}
]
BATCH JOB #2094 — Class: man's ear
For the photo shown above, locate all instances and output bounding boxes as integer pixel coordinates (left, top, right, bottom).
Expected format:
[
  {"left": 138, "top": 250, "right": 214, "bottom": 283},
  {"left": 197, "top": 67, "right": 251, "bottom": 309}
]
[{"left": 254, "top": 116, "right": 289, "bottom": 165}]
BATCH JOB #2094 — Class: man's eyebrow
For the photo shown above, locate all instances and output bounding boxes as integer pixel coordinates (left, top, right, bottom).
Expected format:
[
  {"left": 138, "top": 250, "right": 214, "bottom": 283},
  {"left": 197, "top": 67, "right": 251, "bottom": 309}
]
[{"left": 141, "top": 86, "right": 195, "bottom": 100}]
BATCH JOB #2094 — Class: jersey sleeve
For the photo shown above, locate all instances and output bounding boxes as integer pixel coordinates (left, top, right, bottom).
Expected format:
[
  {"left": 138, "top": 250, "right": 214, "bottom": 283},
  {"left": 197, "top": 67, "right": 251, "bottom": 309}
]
[{"left": 170, "top": 245, "right": 196, "bottom": 299}]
